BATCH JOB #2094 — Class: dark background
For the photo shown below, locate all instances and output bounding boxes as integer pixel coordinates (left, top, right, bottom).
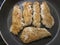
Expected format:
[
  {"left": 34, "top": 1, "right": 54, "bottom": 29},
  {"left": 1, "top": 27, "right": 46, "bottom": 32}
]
[{"left": 0, "top": 0, "right": 6, "bottom": 45}]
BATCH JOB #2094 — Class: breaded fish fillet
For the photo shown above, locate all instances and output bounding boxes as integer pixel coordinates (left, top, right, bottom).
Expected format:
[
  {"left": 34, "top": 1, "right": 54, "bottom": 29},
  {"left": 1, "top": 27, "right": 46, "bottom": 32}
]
[
  {"left": 10, "top": 5, "right": 23, "bottom": 35},
  {"left": 41, "top": 1, "right": 54, "bottom": 28},
  {"left": 33, "top": 2, "right": 41, "bottom": 27},
  {"left": 20, "top": 27, "right": 51, "bottom": 43},
  {"left": 23, "top": 2, "right": 33, "bottom": 26}
]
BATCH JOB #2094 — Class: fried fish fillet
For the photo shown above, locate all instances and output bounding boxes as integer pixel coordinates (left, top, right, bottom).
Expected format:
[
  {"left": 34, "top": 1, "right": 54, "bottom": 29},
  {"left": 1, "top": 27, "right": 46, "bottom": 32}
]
[
  {"left": 23, "top": 2, "right": 33, "bottom": 26},
  {"left": 10, "top": 5, "right": 24, "bottom": 35},
  {"left": 33, "top": 2, "right": 41, "bottom": 27},
  {"left": 20, "top": 27, "right": 51, "bottom": 43},
  {"left": 41, "top": 1, "right": 54, "bottom": 28}
]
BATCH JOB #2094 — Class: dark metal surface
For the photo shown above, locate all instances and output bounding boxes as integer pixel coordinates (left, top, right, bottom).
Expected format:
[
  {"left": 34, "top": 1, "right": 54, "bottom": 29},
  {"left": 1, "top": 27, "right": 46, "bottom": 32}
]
[
  {"left": 0, "top": 0, "right": 3, "bottom": 6},
  {"left": 0, "top": 0, "right": 6, "bottom": 45},
  {"left": 0, "top": 36, "right": 6, "bottom": 45},
  {"left": 0, "top": 0, "right": 60, "bottom": 45}
]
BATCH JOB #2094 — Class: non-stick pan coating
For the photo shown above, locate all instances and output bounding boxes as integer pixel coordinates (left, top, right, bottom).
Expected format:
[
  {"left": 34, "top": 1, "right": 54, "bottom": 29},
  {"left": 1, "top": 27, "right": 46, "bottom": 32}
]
[{"left": 0, "top": 0, "right": 60, "bottom": 45}]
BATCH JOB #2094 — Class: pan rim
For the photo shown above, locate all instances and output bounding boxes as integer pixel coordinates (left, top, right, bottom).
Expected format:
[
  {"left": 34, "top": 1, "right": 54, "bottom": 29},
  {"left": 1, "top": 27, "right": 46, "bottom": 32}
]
[
  {"left": 0, "top": 31, "right": 8, "bottom": 45},
  {"left": 45, "top": 1, "right": 60, "bottom": 45},
  {"left": 0, "top": 0, "right": 60, "bottom": 45},
  {"left": 0, "top": 0, "right": 6, "bottom": 10},
  {"left": 0, "top": 0, "right": 8, "bottom": 45}
]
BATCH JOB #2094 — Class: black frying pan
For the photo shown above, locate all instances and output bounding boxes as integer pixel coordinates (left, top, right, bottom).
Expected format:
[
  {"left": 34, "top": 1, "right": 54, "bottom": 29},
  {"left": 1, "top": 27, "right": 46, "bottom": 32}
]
[{"left": 0, "top": 0, "right": 60, "bottom": 45}]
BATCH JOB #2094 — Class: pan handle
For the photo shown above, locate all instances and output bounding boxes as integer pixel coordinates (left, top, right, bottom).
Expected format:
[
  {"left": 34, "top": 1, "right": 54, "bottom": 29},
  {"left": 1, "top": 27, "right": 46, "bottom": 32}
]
[{"left": 0, "top": 0, "right": 6, "bottom": 10}]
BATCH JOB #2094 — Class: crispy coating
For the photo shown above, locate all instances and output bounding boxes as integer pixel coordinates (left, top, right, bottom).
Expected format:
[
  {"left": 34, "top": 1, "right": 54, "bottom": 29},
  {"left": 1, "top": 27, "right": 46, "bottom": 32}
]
[
  {"left": 23, "top": 2, "right": 33, "bottom": 26},
  {"left": 10, "top": 5, "right": 23, "bottom": 35},
  {"left": 41, "top": 2, "right": 54, "bottom": 28},
  {"left": 33, "top": 2, "right": 41, "bottom": 27},
  {"left": 20, "top": 27, "right": 51, "bottom": 43}
]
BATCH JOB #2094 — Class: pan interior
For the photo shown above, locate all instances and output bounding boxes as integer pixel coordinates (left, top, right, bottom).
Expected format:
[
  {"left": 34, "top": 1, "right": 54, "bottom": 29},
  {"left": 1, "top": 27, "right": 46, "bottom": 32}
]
[{"left": 7, "top": 0, "right": 59, "bottom": 45}]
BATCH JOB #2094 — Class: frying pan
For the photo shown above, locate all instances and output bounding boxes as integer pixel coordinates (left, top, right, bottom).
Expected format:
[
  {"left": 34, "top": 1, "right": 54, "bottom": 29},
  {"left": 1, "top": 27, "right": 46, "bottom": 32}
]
[{"left": 0, "top": 0, "right": 60, "bottom": 45}]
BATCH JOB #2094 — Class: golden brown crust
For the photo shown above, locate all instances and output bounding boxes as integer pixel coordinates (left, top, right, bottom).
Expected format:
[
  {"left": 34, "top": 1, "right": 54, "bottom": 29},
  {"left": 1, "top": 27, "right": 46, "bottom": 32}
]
[
  {"left": 33, "top": 2, "right": 41, "bottom": 27},
  {"left": 23, "top": 2, "right": 33, "bottom": 26},
  {"left": 41, "top": 1, "right": 54, "bottom": 28},
  {"left": 10, "top": 5, "right": 23, "bottom": 35},
  {"left": 20, "top": 27, "right": 51, "bottom": 43}
]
